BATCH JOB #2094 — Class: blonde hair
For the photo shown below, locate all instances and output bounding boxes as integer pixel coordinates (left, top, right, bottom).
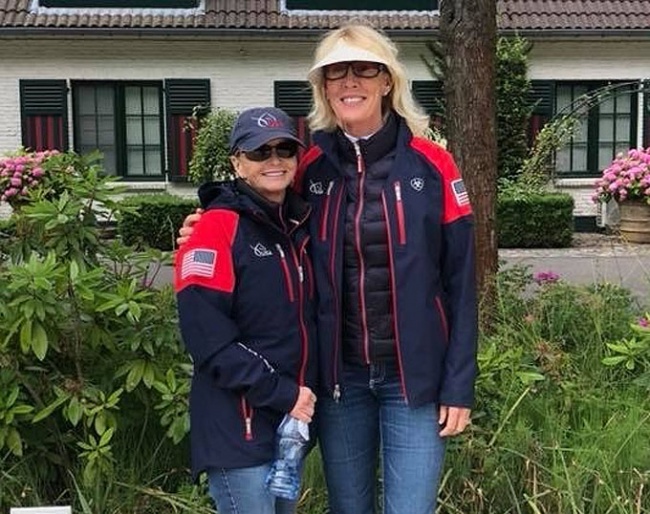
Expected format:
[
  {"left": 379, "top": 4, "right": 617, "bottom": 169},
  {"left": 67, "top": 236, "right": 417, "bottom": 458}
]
[{"left": 307, "top": 24, "right": 430, "bottom": 137}]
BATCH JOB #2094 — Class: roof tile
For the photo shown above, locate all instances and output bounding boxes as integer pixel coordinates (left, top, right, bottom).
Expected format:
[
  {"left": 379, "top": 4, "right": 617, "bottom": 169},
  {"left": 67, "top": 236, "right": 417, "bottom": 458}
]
[{"left": 0, "top": 0, "right": 648, "bottom": 33}]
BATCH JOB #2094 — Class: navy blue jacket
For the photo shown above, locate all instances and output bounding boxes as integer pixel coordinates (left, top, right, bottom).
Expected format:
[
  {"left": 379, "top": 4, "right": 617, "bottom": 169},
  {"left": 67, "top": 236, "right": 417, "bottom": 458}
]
[
  {"left": 174, "top": 180, "right": 317, "bottom": 478},
  {"left": 298, "top": 116, "right": 478, "bottom": 408}
]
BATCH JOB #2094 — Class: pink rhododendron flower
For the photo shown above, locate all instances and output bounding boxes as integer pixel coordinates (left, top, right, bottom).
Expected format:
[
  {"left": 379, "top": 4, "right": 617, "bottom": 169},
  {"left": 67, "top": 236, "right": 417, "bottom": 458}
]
[{"left": 594, "top": 147, "right": 650, "bottom": 204}]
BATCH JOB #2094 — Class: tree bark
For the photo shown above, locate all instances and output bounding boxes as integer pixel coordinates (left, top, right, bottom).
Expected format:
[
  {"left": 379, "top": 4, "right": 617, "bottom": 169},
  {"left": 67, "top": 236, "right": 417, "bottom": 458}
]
[{"left": 439, "top": 0, "right": 498, "bottom": 321}]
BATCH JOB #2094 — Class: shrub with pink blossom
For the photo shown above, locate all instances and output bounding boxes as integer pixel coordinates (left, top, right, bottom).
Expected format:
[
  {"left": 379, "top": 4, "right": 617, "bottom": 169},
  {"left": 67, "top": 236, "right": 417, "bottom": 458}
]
[
  {"left": 592, "top": 147, "right": 650, "bottom": 204},
  {"left": 0, "top": 150, "right": 59, "bottom": 208}
]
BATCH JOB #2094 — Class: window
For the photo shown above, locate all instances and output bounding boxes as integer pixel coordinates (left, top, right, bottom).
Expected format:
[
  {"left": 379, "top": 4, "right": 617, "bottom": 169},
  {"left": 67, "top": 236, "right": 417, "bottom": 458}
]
[
  {"left": 555, "top": 82, "right": 637, "bottom": 177},
  {"left": 285, "top": 0, "right": 436, "bottom": 10},
  {"left": 21, "top": 78, "right": 210, "bottom": 180},
  {"left": 40, "top": 0, "right": 199, "bottom": 7},
  {"left": 73, "top": 82, "right": 164, "bottom": 178}
]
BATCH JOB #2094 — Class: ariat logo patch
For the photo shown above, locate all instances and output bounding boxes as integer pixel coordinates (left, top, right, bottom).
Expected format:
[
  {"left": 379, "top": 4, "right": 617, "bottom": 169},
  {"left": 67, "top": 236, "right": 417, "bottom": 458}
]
[
  {"left": 251, "top": 243, "right": 273, "bottom": 257},
  {"left": 309, "top": 180, "right": 325, "bottom": 195},
  {"left": 410, "top": 177, "right": 425, "bottom": 192}
]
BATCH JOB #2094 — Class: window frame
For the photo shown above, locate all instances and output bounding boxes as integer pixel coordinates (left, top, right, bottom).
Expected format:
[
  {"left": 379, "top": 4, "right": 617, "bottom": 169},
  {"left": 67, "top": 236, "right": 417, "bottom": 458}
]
[
  {"left": 282, "top": 0, "right": 437, "bottom": 12},
  {"left": 554, "top": 81, "right": 638, "bottom": 179},
  {"left": 40, "top": 0, "right": 199, "bottom": 8},
  {"left": 71, "top": 80, "right": 166, "bottom": 180}
]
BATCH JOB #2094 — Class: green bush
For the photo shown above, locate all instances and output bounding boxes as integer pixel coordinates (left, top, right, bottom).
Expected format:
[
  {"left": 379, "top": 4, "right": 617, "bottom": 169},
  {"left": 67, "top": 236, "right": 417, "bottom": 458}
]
[
  {"left": 188, "top": 108, "right": 237, "bottom": 185},
  {"left": 117, "top": 193, "right": 198, "bottom": 251},
  {"left": 498, "top": 191, "right": 574, "bottom": 248}
]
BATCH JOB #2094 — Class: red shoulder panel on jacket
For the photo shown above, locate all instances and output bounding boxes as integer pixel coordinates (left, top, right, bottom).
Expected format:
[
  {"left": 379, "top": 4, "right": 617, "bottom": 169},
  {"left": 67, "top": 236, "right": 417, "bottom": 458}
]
[
  {"left": 410, "top": 137, "right": 473, "bottom": 224},
  {"left": 174, "top": 209, "right": 239, "bottom": 293},
  {"left": 293, "top": 145, "right": 323, "bottom": 195}
]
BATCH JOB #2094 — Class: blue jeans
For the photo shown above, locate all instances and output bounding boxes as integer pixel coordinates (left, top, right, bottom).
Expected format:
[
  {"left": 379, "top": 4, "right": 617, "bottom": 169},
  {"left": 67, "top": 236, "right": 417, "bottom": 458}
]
[
  {"left": 318, "top": 362, "right": 446, "bottom": 514},
  {"left": 207, "top": 463, "right": 297, "bottom": 514}
]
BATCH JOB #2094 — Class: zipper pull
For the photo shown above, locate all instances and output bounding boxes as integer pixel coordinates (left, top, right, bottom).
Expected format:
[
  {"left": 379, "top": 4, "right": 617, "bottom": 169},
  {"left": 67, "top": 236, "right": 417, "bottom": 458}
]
[
  {"left": 394, "top": 181, "right": 402, "bottom": 201},
  {"left": 352, "top": 141, "right": 364, "bottom": 174},
  {"left": 245, "top": 417, "right": 253, "bottom": 441},
  {"left": 275, "top": 243, "right": 285, "bottom": 259},
  {"left": 333, "top": 384, "right": 341, "bottom": 402},
  {"left": 298, "top": 265, "right": 304, "bottom": 283},
  {"left": 326, "top": 180, "right": 334, "bottom": 196}
]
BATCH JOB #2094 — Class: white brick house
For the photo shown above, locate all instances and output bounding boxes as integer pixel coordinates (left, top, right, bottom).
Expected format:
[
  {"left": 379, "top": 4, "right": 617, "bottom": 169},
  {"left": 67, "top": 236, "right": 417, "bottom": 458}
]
[{"left": 0, "top": 0, "right": 649, "bottom": 230}]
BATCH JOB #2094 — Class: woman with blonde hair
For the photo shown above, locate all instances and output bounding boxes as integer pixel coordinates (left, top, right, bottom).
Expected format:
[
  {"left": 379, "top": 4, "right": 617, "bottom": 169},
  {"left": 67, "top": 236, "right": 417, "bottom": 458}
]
[{"left": 299, "top": 24, "right": 477, "bottom": 514}]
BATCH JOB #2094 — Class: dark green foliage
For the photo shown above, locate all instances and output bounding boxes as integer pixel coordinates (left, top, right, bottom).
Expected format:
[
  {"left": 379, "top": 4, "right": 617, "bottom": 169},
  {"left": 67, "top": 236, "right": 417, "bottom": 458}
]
[
  {"left": 496, "top": 37, "right": 533, "bottom": 180},
  {"left": 117, "top": 193, "right": 198, "bottom": 251},
  {"left": 188, "top": 108, "right": 238, "bottom": 184},
  {"left": 498, "top": 192, "right": 574, "bottom": 247}
]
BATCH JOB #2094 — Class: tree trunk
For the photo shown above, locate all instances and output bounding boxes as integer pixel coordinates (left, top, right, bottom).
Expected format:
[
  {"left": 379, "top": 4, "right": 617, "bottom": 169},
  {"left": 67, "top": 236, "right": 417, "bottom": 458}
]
[{"left": 439, "top": 0, "right": 498, "bottom": 322}]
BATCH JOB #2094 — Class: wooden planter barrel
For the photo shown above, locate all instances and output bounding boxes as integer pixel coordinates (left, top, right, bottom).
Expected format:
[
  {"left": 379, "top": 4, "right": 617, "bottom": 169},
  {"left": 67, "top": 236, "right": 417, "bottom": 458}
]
[{"left": 618, "top": 200, "right": 650, "bottom": 244}]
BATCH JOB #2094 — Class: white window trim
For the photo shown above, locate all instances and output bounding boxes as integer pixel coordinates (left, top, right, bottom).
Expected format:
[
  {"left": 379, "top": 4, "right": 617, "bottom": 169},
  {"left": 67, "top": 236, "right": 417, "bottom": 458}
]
[{"left": 30, "top": 0, "right": 204, "bottom": 15}]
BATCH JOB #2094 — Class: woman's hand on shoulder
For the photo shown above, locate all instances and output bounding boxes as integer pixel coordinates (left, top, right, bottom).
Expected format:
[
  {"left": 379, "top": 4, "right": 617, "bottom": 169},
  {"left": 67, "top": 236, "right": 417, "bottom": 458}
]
[
  {"left": 289, "top": 386, "right": 316, "bottom": 423},
  {"left": 176, "top": 208, "right": 204, "bottom": 246}
]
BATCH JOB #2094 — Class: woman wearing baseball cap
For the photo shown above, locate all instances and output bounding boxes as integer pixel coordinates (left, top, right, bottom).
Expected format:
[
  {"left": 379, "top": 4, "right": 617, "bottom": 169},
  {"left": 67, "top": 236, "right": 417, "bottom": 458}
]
[{"left": 174, "top": 107, "right": 317, "bottom": 514}]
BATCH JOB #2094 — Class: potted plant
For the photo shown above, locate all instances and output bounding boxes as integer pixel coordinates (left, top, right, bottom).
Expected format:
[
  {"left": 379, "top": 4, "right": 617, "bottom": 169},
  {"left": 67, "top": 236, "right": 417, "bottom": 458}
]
[{"left": 593, "top": 147, "right": 650, "bottom": 243}]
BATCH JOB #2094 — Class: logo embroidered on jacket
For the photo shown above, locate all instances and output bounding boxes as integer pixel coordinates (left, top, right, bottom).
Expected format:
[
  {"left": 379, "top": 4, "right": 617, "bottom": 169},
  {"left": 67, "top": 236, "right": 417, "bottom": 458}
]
[
  {"left": 251, "top": 243, "right": 273, "bottom": 257},
  {"left": 181, "top": 249, "right": 216, "bottom": 279},
  {"left": 309, "top": 180, "right": 325, "bottom": 195},
  {"left": 451, "top": 179, "right": 470, "bottom": 206},
  {"left": 410, "top": 177, "right": 425, "bottom": 192}
]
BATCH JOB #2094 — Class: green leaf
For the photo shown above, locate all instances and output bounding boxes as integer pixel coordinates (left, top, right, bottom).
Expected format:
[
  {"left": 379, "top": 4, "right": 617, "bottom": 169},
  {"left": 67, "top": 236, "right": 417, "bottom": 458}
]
[
  {"left": 602, "top": 355, "right": 628, "bottom": 366},
  {"left": 19, "top": 320, "right": 33, "bottom": 354},
  {"left": 99, "top": 426, "right": 114, "bottom": 447},
  {"left": 67, "top": 397, "right": 82, "bottom": 426},
  {"left": 6, "top": 427, "right": 23, "bottom": 456},
  {"left": 33, "top": 393, "right": 70, "bottom": 423},
  {"left": 125, "top": 360, "right": 145, "bottom": 392},
  {"left": 31, "top": 322, "right": 48, "bottom": 360}
]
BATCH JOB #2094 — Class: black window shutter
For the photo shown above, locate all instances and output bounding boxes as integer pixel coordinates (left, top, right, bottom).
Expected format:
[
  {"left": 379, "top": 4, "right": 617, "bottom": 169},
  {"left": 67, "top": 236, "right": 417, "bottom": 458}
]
[
  {"left": 164, "top": 79, "right": 210, "bottom": 181},
  {"left": 412, "top": 80, "right": 444, "bottom": 117},
  {"left": 527, "top": 80, "right": 555, "bottom": 147},
  {"left": 274, "top": 81, "right": 312, "bottom": 116},
  {"left": 528, "top": 80, "right": 555, "bottom": 117},
  {"left": 274, "top": 81, "right": 314, "bottom": 151},
  {"left": 20, "top": 79, "right": 68, "bottom": 152}
]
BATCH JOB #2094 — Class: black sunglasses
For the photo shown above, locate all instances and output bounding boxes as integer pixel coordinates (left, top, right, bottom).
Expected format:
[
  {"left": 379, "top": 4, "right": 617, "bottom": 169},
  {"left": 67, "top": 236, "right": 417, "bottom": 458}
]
[
  {"left": 323, "top": 61, "right": 386, "bottom": 81},
  {"left": 240, "top": 141, "right": 299, "bottom": 162}
]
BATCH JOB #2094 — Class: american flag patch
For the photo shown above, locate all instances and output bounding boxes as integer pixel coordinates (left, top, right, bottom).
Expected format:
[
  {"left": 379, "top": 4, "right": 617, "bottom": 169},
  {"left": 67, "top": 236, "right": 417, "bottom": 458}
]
[
  {"left": 181, "top": 249, "right": 217, "bottom": 279},
  {"left": 451, "top": 179, "right": 470, "bottom": 206}
]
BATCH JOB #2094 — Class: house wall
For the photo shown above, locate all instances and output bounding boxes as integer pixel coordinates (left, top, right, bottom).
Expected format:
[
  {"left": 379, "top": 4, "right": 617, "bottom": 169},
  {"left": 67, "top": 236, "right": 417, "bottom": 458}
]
[
  {"left": 529, "top": 39, "right": 650, "bottom": 222},
  {"left": 0, "top": 36, "right": 432, "bottom": 207},
  {"left": 1, "top": 36, "right": 649, "bottom": 223}
]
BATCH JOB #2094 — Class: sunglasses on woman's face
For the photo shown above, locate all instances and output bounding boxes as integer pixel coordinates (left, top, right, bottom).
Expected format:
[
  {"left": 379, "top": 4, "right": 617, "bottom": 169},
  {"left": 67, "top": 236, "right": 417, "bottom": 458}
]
[
  {"left": 323, "top": 61, "right": 386, "bottom": 81},
  {"left": 240, "top": 141, "right": 299, "bottom": 162}
]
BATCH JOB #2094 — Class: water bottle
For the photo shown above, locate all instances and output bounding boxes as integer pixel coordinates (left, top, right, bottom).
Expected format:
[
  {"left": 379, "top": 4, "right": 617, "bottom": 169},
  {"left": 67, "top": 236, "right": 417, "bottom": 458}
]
[{"left": 265, "top": 415, "right": 309, "bottom": 500}]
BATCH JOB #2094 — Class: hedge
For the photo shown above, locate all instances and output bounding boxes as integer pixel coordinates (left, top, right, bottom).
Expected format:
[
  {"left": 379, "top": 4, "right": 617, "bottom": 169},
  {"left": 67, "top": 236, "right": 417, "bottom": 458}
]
[
  {"left": 497, "top": 192, "right": 574, "bottom": 248},
  {"left": 117, "top": 193, "right": 199, "bottom": 251}
]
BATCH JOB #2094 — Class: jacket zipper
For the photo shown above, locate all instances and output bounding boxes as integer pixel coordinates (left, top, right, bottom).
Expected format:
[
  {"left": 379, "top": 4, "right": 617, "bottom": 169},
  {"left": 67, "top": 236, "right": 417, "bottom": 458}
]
[
  {"left": 276, "top": 244, "right": 295, "bottom": 302},
  {"left": 319, "top": 181, "right": 334, "bottom": 241},
  {"left": 352, "top": 141, "right": 371, "bottom": 364},
  {"left": 381, "top": 191, "right": 409, "bottom": 403},
  {"left": 393, "top": 181, "right": 406, "bottom": 245},
  {"left": 435, "top": 296, "right": 449, "bottom": 345},
  {"left": 291, "top": 237, "right": 310, "bottom": 386},
  {"left": 303, "top": 245, "right": 315, "bottom": 299},
  {"left": 240, "top": 396, "right": 254, "bottom": 441},
  {"left": 330, "top": 185, "right": 345, "bottom": 401}
]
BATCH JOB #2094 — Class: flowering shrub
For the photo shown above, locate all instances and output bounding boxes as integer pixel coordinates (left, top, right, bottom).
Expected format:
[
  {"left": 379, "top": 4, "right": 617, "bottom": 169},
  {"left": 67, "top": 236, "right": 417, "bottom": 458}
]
[
  {"left": 533, "top": 270, "right": 560, "bottom": 285},
  {"left": 593, "top": 147, "right": 650, "bottom": 204},
  {"left": 0, "top": 150, "right": 58, "bottom": 208}
]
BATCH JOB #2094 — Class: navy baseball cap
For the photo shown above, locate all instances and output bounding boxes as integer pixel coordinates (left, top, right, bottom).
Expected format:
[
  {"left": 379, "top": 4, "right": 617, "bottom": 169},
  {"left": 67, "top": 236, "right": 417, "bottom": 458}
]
[{"left": 229, "top": 107, "right": 305, "bottom": 153}]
